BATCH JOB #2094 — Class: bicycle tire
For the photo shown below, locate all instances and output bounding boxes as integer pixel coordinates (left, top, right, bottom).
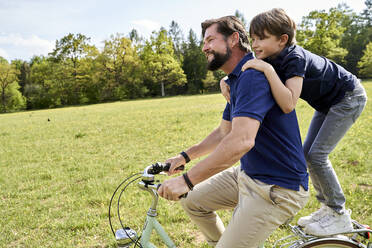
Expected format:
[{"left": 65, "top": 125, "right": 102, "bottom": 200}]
[{"left": 299, "top": 238, "right": 360, "bottom": 248}]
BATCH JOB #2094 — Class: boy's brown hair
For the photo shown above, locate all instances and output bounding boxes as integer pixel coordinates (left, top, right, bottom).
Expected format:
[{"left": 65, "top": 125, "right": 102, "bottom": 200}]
[
  {"left": 201, "top": 16, "right": 251, "bottom": 53},
  {"left": 249, "top": 8, "right": 297, "bottom": 46}
]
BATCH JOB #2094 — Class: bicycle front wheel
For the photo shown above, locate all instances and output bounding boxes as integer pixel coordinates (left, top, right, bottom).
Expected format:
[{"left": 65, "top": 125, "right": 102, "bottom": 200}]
[{"left": 299, "top": 238, "right": 360, "bottom": 248}]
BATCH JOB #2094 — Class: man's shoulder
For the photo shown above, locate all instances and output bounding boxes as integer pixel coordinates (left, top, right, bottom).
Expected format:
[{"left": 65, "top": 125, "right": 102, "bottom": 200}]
[
  {"left": 235, "top": 68, "right": 271, "bottom": 95},
  {"left": 239, "top": 68, "right": 267, "bottom": 81},
  {"left": 237, "top": 68, "right": 269, "bottom": 89}
]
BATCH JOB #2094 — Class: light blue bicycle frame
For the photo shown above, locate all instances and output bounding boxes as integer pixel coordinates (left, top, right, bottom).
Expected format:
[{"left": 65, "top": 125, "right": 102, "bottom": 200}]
[{"left": 138, "top": 181, "right": 176, "bottom": 248}]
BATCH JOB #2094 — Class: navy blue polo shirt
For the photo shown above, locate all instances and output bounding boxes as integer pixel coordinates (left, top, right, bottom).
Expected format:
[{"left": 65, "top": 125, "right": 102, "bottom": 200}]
[
  {"left": 266, "top": 45, "right": 357, "bottom": 113},
  {"left": 223, "top": 53, "right": 308, "bottom": 191}
]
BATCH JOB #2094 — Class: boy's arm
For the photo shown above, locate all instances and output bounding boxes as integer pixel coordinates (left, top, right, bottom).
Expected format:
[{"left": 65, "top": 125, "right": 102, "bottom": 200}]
[
  {"left": 242, "top": 59, "right": 303, "bottom": 113},
  {"left": 263, "top": 65, "right": 303, "bottom": 113}
]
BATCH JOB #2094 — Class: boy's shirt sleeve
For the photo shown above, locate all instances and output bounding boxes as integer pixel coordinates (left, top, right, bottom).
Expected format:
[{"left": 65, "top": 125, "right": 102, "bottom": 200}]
[
  {"left": 282, "top": 54, "right": 306, "bottom": 80},
  {"left": 232, "top": 70, "right": 275, "bottom": 123}
]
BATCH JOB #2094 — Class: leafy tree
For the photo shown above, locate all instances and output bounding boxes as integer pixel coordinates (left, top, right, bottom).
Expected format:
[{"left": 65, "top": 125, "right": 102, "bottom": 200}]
[
  {"left": 0, "top": 57, "right": 7, "bottom": 64},
  {"left": 12, "top": 59, "right": 30, "bottom": 94},
  {"left": 128, "top": 29, "right": 142, "bottom": 44},
  {"left": 213, "top": 70, "right": 227, "bottom": 91},
  {"left": 128, "top": 28, "right": 144, "bottom": 54},
  {"left": 297, "top": 2, "right": 371, "bottom": 76},
  {"left": 358, "top": 42, "right": 372, "bottom": 78},
  {"left": 48, "top": 33, "right": 98, "bottom": 105},
  {"left": 202, "top": 71, "right": 220, "bottom": 93},
  {"left": 141, "top": 29, "right": 186, "bottom": 96},
  {"left": 340, "top": 1, "right": 372, "bottom": 75},
  {"left": 297, "top": 6, "right": 349, "bottom": 64},
  {"left": 168, "top": 21, "right": 184, "bottom": 62},
  {"left": 26, "top": 56, "right": 59, "bottom": 109},
  {"left": 74, "top": 47, "right": 101, "bottom": 104},
  {"left": 0, "top": 59, "right": 26, "bottom": 112},
  {"left": 181, "top": 29, "right": 207, "bottom": 94},
  {"left": 361, "top": 0, "right": 372, "bottom": 26},
  {"left": 97, "top": 33, "right": 146, "bottom": 100},
  {"left": 235, "top": 10, "right": 248, "bottom": 28},
  {"left": 49, "top": 33, "right": 92, "bottom": 71}
]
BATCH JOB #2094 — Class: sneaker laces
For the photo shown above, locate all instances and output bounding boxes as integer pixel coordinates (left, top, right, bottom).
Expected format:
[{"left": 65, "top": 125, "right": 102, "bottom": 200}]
[
  {"left": 317, "top": 209, "right": 351, "bottom": 228},
  {"left": 309, "top": 205, "right": 329, "bottom": 219},
  {"left": 317, "top": 212, "right": 337, "bottom": 227}
]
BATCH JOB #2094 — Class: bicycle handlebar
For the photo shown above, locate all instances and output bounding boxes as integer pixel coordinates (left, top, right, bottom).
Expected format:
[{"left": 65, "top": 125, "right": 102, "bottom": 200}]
[
  {"left": 142, "top": 162, "right": 188, "bottom": 198},
  {"left": 146, "top": 162, "right": 185, "bottom": 175}
]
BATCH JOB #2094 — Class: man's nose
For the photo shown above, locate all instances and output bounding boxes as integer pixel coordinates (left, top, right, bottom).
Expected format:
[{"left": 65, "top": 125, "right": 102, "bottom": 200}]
[{"left": 202, "top": 43, "right": 209, "bottom": 53}]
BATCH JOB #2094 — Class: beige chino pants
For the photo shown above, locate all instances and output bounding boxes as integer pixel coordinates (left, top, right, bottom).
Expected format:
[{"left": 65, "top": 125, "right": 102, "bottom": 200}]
[{"left": 180, "top": 166, "right": 309, "bottom": 248}]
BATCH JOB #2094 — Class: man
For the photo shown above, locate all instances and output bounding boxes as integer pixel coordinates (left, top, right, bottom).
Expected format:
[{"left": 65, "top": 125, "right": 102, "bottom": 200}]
[{"left": 158, "top": 16, "right": 309, "bottom": 247}]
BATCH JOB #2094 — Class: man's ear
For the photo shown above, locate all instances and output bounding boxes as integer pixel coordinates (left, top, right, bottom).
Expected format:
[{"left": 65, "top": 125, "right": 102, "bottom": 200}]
[
  {"left": 230, "top": 32, "right": 240, "bottom": 48},
  {"left": 280, "top": 34, "right": 289, "bottom": 47}
]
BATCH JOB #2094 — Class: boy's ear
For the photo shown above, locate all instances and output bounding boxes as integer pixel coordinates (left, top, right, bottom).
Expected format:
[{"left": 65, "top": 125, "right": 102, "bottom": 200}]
[{"left": 280, "top": 34, "right": 289, "bottom": 47}]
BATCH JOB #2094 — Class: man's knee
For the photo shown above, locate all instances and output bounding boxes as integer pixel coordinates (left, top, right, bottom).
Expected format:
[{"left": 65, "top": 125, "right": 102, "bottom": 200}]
[{"left": 180, "top": 190, "right": 207, "bottom": 217}]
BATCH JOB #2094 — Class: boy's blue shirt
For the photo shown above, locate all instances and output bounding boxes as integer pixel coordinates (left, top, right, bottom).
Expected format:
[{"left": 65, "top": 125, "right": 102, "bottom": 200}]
[
  {"left": 266, "top": 45, "right": 357, "bottom": 113},
  {"left": 223, "top": 53, "right": 308, "bottom": 191}
]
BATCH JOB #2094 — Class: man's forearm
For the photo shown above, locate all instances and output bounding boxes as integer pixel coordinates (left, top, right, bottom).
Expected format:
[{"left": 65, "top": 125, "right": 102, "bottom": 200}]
[{"left": 185, "top": 129, "right": 223, "bottom": 160}]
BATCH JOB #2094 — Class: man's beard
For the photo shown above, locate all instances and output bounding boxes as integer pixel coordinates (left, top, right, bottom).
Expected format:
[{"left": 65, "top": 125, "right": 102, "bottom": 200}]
[{"left": 206, "top": 46, "right": 231, "bottom": 71}]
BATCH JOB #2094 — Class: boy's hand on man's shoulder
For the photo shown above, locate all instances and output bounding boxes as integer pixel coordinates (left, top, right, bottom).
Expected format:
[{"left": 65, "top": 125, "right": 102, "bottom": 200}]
[{"left": 242, "top": 58, "right": 271, "bottom": 73}]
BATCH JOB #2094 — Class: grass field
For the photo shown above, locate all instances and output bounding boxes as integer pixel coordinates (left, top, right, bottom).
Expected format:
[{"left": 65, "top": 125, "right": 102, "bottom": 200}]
[{"left": 1, "top": 81, "right": 371, "bottom": 248}]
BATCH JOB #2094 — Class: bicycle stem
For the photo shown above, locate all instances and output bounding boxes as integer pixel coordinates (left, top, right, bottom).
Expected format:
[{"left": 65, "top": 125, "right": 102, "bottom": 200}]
[{"left": 138, "top": 181, "right": 159, "bottom": 217}]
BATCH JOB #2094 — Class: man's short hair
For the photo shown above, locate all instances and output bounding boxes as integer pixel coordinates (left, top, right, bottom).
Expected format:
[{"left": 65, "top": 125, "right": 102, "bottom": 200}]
[
  {"left": 201, "top": 16, "right": 251, "bottom": 53},
  {"left": 250, "top": 8, "right": 297, "bottom": 46}
]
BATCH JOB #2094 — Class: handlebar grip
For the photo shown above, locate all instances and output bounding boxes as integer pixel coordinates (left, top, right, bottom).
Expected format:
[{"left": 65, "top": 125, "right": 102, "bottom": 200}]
[{"left": 163, "top": 163, "right": 185, "bottom": 172}]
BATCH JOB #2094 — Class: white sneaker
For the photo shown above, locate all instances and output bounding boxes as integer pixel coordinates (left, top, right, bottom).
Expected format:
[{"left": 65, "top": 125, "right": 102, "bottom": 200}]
[
  {"left": 304, "top": 209, "right": 354, "bottom": 236},
  {"left": 298, "top": 204, "right": 328, "bottom": 226}
]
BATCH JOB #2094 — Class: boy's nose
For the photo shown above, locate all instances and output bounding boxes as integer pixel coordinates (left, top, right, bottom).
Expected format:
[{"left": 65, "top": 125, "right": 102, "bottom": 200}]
[{"left": 251, "top": 40, "right": 258, "bottom": 48}]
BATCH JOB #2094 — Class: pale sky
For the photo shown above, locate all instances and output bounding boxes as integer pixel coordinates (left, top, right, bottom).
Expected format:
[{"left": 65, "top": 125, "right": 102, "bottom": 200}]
[{"left": 0, "top": 0, "right": 367, "bottom": 62}]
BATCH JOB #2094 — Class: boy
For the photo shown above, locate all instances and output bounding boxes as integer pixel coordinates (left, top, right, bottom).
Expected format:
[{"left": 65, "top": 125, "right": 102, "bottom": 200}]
[{"left": 220, "top": 8, "right": 367, "bottom": 236}]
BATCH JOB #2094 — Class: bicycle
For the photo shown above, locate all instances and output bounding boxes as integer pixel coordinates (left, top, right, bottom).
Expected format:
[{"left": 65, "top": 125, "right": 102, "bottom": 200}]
[{"left": 109, "top": 162, "right": 372, "bottom": 248}]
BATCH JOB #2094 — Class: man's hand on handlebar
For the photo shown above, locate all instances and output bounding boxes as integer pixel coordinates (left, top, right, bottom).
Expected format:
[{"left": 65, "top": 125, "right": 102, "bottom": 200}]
[
  {"left": 158, "top": 176, "right": 190, "bottom": 201},
  {"left": 165, "top": 155, "right": 186, "bottom": 175}
]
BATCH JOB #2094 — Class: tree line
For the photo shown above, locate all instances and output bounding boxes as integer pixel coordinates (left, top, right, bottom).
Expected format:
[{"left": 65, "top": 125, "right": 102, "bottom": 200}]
[{"left": 0, "top": 2, "right": 371, "bottom": 113}]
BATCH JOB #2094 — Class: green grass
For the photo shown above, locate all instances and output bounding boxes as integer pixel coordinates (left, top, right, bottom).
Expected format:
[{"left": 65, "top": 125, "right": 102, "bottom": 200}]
[{"left": 1, "top": 81, "right": 371, "bottom": 248}]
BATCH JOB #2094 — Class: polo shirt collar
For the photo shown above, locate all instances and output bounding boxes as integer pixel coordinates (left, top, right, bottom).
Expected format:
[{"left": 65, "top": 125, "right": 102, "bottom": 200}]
[
  {"left": 226, "top": 52, "right": 254, "bottom": 85},
  {"left": 265, "top": 45, "right": 296, "bottom": 67}
]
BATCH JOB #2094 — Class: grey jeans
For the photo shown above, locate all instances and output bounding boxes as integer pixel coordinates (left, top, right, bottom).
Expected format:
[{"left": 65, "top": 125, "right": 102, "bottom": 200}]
[{"left": 303, "top": 81, "right": 367, "bottom": 214}]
